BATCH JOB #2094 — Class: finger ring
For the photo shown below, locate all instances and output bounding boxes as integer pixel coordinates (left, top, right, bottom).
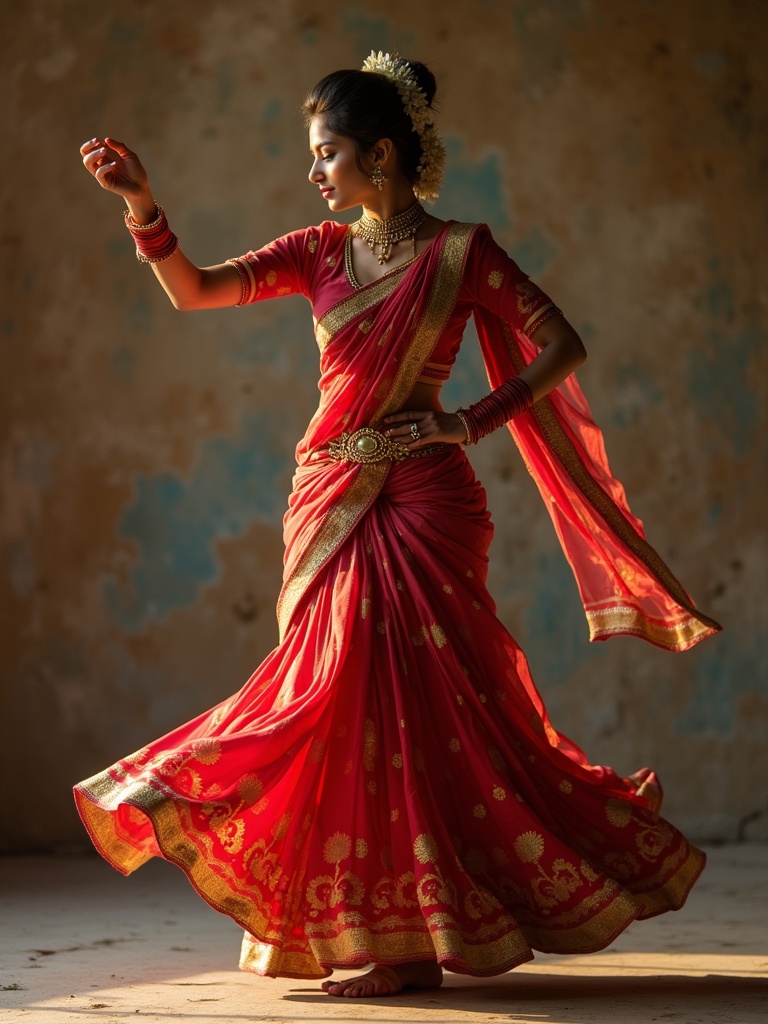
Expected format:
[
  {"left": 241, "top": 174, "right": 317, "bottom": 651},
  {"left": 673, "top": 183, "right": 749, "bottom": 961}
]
[{"left": 410, "top": 422, "right": 420, "bottom": 440}]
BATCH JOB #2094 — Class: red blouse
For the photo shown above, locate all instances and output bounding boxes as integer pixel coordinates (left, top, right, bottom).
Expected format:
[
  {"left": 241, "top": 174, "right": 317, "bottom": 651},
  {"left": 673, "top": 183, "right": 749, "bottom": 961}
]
[{"left": 228, "top": 221, "right": 561, "bottom": 384}]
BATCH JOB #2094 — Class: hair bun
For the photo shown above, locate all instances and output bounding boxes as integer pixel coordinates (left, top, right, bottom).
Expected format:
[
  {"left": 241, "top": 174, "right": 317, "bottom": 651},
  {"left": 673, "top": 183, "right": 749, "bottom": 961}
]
[{"left": 395, "top": 58, "right": 437, "bottom": 107}]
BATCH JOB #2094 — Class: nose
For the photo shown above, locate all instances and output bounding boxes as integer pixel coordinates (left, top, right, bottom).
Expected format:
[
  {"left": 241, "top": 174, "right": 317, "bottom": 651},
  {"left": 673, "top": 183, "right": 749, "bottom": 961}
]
[{"left": 308, "top": 157, "right": 324, "bottom": 184}]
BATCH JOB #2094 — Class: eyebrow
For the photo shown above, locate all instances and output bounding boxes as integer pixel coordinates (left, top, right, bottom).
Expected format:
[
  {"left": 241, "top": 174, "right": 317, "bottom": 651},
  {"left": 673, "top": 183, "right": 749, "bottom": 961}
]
[{"left": 311, "top": 140, "right": 336, "bottom": 153}]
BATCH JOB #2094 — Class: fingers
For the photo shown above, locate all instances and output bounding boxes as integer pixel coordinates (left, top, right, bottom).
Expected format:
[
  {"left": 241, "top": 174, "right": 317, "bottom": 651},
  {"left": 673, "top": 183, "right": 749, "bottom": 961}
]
[
  {"left": 104, "top": 136, "right": 133, "bottom": 158},
  {"left": 383, "top": 411, "right": 437, "bottom": 449}
]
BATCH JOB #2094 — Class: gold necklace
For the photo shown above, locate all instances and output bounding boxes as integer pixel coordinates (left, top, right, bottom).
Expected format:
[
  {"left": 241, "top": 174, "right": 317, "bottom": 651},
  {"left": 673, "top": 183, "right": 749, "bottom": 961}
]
[{"left": 351, "top": 202, "right": 427, "bottom": 264}]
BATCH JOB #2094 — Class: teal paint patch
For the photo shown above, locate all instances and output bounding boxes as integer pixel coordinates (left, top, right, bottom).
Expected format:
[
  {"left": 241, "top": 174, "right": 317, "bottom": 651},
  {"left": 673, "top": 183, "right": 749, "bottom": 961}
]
[
  {"left": 523, "top": 549, "right": 593, "bottom": 683},
  {"left": 688, "top": 264, "right": 759, "bottom": 457},
  {"left": 676, "top": 629, "right": 765, "bottom": 737},
  {"left": 105, "top": 413, "right": 289, "bottom": 633},
  {"left": 112, "top": 347, "right": 137, "bottom": 380},
  {"left": 434, "top": 137, "right": 510, "bottom": 231},
  {"left": 695, "top": 52, "right": 727, "bottom": 78},
  {"left": 214, "top": 58, "right": 234, "bottom": 112},
  {"left": 224, "top": 304, "right": 313, "bottom": 370},
  {"left": 509, "top": 227, "right": 557, "bottom": 278},
  {"left": 340, "top": 10, "right": 415, "bottom": 56},
  {"left": 612, "top": 362, "right": 663, "bottom": 429},
  {"left": 261, "top": 99, "right": 284, "bottom": 159}
]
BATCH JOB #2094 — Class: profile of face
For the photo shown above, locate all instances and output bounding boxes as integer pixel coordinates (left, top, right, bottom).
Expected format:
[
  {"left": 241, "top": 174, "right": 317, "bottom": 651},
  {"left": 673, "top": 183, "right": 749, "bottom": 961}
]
[{"left": 308, "top": 116, "right": 381, "bottom": 212}]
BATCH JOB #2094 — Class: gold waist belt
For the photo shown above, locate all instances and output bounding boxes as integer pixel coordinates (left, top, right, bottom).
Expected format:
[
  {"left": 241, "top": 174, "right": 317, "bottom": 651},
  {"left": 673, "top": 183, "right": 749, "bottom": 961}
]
[{"left": 326, "top": 427, "right": 449, "bottom": 464}]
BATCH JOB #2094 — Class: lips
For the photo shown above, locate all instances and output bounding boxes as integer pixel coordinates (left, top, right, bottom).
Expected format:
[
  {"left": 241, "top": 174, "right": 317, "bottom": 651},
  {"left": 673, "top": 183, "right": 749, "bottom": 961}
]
[{"left": 320, "top": 187, "right": 334, "bottom": 198}]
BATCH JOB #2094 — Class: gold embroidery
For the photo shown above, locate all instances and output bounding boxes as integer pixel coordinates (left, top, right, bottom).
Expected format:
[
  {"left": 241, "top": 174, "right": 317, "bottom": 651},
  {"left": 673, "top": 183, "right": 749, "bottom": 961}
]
[
  {"left": 473, "top": 804, "right": 487, "bottom": 819},
  {"left": 315, "top": 273, "right": 405, "bottom": 352},
  {"left": 391, "top": 753, "right": 403, "bottom": 768},
  {"left": 487, "top": 270, "right": 504, "bottom": 289},
  {"left": 237, "top": 774, "right": 263, "bottom": 803},
  {"left": 559, "top": 779, "right": 574, "bottom": 794},
  {"left": 359, "top": 317, "right": 374, "bottom": 333},
  {"left": 449, "top": 738, "right": 461, "bottom": 753},
  {"left": 363, "top": 719, "right": 377, "bottom": 771},
  {"left": 265, "top": 270, "right": 277, "bottom": 286},
  {"left": 430, "top": 623, "right": 448, "bottom": 648},
  {"left": 413, "top": 833, "right": 439, "bottom": 864},
  {"left": 326, "top": 257, "right": 336, "bottom": 267},
  {"left": 355, "top": 839, "right": 369, "bottom": 858},
  {"left": 307, "top": 237, "right": 318, "bottom": 253},
  {"left": 515, "top": 831, "right": 545, "bottom": 863},
  {"left": 605, "top": 799, "right": 632, "bottom": 828},
  {"left": 276, "top": 460, "right": 389, "bottom": 640},
  {"left": 493, "top": 786, "right": 507, "bottom": 801},
  {"left": 442, "top": 584, "right": 453, "bottom": 594},
  {"left": 361, "top": 597, "right": 371, "bottom": 619},
  {"left": 367, "top": 780, "right": 377, "bottom": 795},
  {"left": 323, "top": 832, "right": 352, "bottom": 864},
  {"left": 391, "top": 808, "right": 399, "bottom": 821}
]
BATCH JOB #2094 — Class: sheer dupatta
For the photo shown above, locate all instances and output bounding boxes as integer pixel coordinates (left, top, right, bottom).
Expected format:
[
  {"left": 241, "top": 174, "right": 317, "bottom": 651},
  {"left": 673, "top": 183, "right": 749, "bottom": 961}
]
[{"left": 473, "top": 310, "right": 721, "bottom": 651}]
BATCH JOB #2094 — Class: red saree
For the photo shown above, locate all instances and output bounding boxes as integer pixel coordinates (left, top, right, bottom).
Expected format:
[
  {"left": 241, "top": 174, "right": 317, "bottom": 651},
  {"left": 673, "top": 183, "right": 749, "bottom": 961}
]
[{"left": 75, "top": 221, "right": 718, "bottom": 979}]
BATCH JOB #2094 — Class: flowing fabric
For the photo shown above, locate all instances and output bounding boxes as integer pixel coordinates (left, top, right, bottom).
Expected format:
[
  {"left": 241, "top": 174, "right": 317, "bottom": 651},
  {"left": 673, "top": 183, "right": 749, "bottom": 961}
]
[{"left": 75, "top": 221, "right": 715, "bottom": 979}]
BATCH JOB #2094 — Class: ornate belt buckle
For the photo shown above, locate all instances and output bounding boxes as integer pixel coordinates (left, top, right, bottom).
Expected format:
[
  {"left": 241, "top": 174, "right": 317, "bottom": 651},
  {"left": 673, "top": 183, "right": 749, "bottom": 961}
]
[{"left": 327, "top": 427, "right": 409, "bottom": 464}]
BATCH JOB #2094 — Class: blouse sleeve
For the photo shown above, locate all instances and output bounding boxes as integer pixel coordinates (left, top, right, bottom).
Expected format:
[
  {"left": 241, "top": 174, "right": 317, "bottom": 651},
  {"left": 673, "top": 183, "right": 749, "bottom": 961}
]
[
  {"left": 226, "top": 226, "right": 318, "bottom": 306},
  {"left": 464, "top": 224, "right": 562, "bottom": 336}
]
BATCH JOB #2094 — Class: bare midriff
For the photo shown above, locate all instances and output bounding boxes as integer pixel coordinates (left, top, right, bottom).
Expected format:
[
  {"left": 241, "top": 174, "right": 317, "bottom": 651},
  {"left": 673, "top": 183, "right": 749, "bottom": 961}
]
[{"left": 400, "top": 381, "right": 444, "bottom": 414}]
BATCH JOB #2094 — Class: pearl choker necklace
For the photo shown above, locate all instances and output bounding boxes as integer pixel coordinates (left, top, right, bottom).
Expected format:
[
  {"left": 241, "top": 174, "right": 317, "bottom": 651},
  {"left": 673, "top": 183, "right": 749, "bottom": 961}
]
[{"left": 351, "top": 202, "right": 427, "bottom": 264}]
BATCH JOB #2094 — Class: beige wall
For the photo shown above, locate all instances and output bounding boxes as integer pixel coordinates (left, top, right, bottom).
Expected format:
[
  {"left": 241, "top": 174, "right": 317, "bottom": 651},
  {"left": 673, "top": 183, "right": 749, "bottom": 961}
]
[{"left": 1, "top": 0, "right": 766, "bottom": 850}]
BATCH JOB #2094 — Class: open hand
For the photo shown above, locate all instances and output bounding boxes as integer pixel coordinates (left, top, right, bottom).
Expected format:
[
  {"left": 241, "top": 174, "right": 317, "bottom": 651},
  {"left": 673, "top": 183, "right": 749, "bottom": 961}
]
[{"left": 381, "top": 410, "right": 467, "bottom": 450}]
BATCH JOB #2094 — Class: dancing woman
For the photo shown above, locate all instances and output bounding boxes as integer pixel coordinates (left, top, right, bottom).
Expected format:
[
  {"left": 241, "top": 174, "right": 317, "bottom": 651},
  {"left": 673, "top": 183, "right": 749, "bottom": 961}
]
[{"left": 75, "top": 53, "right": 720, "bottom": 998}]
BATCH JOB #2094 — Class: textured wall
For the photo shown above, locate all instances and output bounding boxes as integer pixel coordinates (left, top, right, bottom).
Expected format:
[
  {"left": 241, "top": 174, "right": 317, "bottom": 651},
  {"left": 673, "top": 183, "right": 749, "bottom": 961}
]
[{"left": 1, "top": 0, "right": 766, "bottom": 850}]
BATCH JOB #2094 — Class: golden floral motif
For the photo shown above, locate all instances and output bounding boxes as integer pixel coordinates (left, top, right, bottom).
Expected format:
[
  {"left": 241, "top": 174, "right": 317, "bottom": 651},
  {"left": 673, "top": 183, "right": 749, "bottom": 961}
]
[
  {"left": 449, "top": 738, "right": 462, "bottom": 753},
  {"left": 271, "top": 813, "right": 291, "bottom": 841},
  {"left": 361, "top": 597, "right": 371, "bottom": 619},
  {"left": 430, "top": 623, "right": 448, "bottom": 648},
  {"left": 516, "top": 280, "right": 541, "bottom": 314},
  {"left": 479, "top": 693, "right": 487, "bottom": 703},
  {"left": 363, "top": 719, "right": 378, "bottom": 771},
  {"left": 635, "top": 823, "right": 673, "bottom": 861},
  {"left": 326, "top": 256, "right": 336, "bottom": 267},
  {"left": 487, "top": 270, "right": 504, "bottom": 289},
  {"left": 515, "top": 831, "right": 545, "bottom": 864},
  {"left": 493, "top": 786, "right": 507, "bottom": 801},
  {"left": 343, "top": 760, "right": 353, "bottom": 775},
  {"left": 307, "top": 738, "right": 325, "bottom": 764},
  {"left": 219, "top": 817, "right": 245, "bottom": 855},
  {"left": 542, "top": 859, "right": 582, "bottom": 904},
  {"left": 580, "top": 859, "right": 599, "bottom": 882},
  {"left": 391, "top": 753, "right": 403, "bottom": 769},
  {"left": 355, "top": 839, "right": 368, "bottom": 859},
  {"left": 367, "top": 779, "right": 377, "bottom": 795},
  {"left": 473, "top": 804, "right": 487, "bottom": 819},
  {"left": 391, "top": 808, "right": 400, "bottom": 822},
  {"left": 413, "top": 833, "right": 439, "bottom": 864},
  {"left": 606, "top": 799, "right": 633, "bottom": 828},
  {"left": 559, "top": 779, "right": 574, "bottom": 794},
  {"left": 417, "top": 869, "right": 458, "bottom": 910},
  {"left": 358, "top": 316, "right": 373, "bottom": 332},
  {"left": 376, "top": 621, "right": 387, "bottom": 635},
  {"left": 307, "top": 237, "right": 318, "bottom": 253},
  {"left": 464, "top": 886, "right": 503, "bottom": 921},
  {"left": 323, "top": 832, "right": 352, "bottom": 865},
  {"left": 443, "top": 584, "right": 453, "bottom": 594},
  {"left": 456, "top": 694, "right": 465, "bottom": 706},
  {"left": 265, "top": 270, "right": 277, "bottom": 286},
  {"left": 603, "top": 850, "right": 641, "bottom": 878}
]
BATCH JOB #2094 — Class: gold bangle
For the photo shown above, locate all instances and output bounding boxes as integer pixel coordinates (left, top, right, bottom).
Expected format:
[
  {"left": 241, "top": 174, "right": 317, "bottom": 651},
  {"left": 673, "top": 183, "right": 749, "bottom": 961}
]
[
  {"left": 455, "top": 409, "right": 473, "bottom": 446},
  {"left": 124, "top": 203, "right": 164, "bottom": 231}
]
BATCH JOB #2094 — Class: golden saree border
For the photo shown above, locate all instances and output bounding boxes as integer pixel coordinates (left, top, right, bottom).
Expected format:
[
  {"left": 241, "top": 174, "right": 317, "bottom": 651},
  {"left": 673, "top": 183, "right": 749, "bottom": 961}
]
[
  {"left": 277, "top": 223, "right": 477, "bottom": 641},
  {"left": 315, "top": 264, "right": 409, "bottom": 351},
  {"left": 498, "top": 319, "right": 721, "bottom": 652}
]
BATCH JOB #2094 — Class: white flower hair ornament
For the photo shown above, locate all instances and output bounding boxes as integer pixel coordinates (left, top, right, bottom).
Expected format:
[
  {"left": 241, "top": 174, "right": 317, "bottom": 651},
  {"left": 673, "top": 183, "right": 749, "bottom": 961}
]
[{"left": 361, "top": 51, "right": 447, "bottom": 202}]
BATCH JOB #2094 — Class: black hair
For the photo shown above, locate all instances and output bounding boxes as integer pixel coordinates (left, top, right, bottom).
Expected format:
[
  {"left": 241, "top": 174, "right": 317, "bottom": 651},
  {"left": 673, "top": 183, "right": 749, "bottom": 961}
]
[{"left": 303, "top": 60, "right": 437, "bottom": 183}]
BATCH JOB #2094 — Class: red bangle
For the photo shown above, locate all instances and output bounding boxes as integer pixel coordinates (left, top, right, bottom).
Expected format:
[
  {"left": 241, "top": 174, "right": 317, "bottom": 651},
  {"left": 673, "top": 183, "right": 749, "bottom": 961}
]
[
  {"left": 124, "top": 204, "right": 179, "bottom": 263},
  {"left": 460, "top": 376, "right": 533, "bottom": 443}
]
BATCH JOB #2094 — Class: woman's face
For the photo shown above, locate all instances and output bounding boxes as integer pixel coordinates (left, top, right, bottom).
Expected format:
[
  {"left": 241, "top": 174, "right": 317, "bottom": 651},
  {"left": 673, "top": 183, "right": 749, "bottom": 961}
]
[{"left": 308, "top": 116, "right": 374, "bottom": 212}]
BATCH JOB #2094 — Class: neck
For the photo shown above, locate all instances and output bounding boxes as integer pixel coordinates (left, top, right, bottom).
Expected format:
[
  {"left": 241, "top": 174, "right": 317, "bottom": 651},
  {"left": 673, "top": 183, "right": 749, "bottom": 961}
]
[{"left": 361, "top": 185, "right": 421, "bottom": 221}]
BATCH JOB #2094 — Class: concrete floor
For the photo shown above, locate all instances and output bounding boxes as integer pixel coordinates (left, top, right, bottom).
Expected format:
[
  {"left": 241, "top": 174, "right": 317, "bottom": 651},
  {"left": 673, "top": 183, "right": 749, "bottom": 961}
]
[{"left": 0, "top": 845, "right": 765, "bottom": 1024}]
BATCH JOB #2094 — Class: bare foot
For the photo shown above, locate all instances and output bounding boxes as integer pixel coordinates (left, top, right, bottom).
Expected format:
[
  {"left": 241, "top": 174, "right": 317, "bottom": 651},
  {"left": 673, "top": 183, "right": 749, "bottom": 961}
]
[{"left": 321, "top": 960, "right": 443, "bottom": 998}]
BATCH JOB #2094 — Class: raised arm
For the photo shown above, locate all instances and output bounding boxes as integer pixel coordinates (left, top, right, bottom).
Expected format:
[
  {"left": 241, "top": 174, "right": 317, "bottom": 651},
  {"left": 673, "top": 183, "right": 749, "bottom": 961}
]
[{"left": 80, "top": 137, "right": 241, "bottom": 310}]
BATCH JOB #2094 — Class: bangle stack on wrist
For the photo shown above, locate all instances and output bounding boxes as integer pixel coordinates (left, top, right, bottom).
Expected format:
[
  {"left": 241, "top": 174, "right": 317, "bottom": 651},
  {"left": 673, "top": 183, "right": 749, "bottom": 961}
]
[
  {"left": 124, "top": 204, "right": 179, "bottom": 263},
  {"left": 457, "top": 376, "right": 534, "bottom": 445}
]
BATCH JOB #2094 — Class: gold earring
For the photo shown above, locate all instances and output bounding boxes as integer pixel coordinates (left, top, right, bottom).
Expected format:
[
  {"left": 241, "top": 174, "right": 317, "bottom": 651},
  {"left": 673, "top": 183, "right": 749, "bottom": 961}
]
[{"left": 369, "top": 165, "right": 388, "bottom": 191}]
